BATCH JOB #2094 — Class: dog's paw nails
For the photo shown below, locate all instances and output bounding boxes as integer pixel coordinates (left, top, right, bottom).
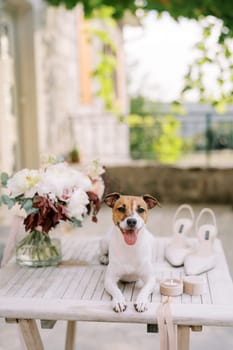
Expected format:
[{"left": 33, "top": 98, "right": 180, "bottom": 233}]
[
  {"left": 134, "top": 301, "right": 148, "bottom": 312},
  {"left": 99, "top": 254, "right": 109, "bottom": 265},
  {"left": 113, "top": 300, "right": 127, "bottom": 313}
]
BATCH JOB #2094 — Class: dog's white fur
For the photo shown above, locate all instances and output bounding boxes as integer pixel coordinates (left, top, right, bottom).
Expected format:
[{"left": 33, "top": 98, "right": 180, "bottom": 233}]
[{"left": 100, "top": 193, "right": 158, "bottom": 313}]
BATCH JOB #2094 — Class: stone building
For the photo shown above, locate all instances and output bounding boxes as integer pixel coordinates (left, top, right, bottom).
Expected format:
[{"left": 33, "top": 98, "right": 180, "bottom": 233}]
[{"left": 0, "top": 0, "right": 129, "bottom": 175}]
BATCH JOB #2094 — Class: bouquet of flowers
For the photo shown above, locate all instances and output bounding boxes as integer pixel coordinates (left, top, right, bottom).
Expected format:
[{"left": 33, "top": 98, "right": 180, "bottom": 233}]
[{"left": 0, "top": 157, "right": 105, "bottom": 266}]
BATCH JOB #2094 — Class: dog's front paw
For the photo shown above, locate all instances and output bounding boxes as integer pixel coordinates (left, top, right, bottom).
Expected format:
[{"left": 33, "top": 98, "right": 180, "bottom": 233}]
[
  {"left": 134, "top": 299, "right": 148, "bottom": 312},
  {"left": 112, "top": 298, "right": 127, "bottom": 313}
]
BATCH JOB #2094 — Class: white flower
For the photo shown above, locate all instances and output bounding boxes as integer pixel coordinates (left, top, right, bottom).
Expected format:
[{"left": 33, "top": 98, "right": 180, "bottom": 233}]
[
  {"left": 86, "top": 159, "right": 105, "bottom": 180},
  {"left": 36, "top": 163, "right": 92, "bottom": 199},
  {"left": 67, "top": 189, "right": 89, "bottom": 221},
  {"left": 7, "top": 169, "right": 41, "bottom": 198},
  {"left": 90, "top": 177, "right": 105, "bottom": 199},
  {"left": 40, "top": 154, "right": 57, "bottom": 169}
]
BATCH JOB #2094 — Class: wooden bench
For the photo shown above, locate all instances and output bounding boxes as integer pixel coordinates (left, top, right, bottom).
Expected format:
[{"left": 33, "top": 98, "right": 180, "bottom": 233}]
[{"left": 0, "top": 237, "right": 233, "bottom": 350}]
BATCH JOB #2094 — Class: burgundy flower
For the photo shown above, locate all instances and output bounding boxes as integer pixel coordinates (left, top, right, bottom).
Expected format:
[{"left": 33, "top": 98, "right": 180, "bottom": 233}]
[
  {"left": 86, "top": 191, "right": 101, "bottom": 223},
  {"left": 24, "top": 195, "right": 70, "bottom": 233}
]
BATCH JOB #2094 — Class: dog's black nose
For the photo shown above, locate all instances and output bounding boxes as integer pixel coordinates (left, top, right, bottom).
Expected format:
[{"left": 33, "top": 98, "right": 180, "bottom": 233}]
[{"left": 126, "top": 218, "right": 137, "bottom": 228}]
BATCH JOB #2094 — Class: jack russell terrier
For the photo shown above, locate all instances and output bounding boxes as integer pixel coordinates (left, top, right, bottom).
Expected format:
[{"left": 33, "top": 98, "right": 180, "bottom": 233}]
[{"left": 100, "top": 192, "right": 160, "bottom": 313}]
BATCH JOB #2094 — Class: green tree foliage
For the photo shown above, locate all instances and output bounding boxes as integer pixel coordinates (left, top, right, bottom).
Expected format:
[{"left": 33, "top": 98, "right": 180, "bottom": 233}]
[
  {"left": 127, "top": 97, "right": 184, "bottom": 163},
  {"left": 181, "top": 17, "right": 233, "bottom": 113},
  {"left": 130, "top": 95, "right": 162, "bottom": 116},
  {"left": 45, "top": 0, "right": 233, "bottom": 34},
  {"left": 92, "top": 53, "right": 117, "bottom": 110},
  {"left": 45, "top": 0, "right": 233, "bottom": 111},
  {"left": 153, "top": 115, "right": 183, "bottom": 163},
  {"left": 127, "top": 114, "right": 158, "bottom": 160},
  {"left": 86, "top": 7, "right": 118, "bottom": 112}
]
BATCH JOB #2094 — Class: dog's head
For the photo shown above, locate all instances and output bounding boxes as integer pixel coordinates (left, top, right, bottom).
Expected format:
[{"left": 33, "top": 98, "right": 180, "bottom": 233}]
[{"left": 104, "top": 192, "right": 160, "bottom": 246}]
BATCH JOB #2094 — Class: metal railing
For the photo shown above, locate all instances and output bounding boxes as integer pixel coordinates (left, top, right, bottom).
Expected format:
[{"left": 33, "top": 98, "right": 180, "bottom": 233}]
[{"left": 129, "top": 112, "right": 233, "bottom": 168}]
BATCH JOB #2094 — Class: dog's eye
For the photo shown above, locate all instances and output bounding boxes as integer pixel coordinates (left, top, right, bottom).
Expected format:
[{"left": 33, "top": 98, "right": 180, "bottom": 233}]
[
  {"left": 117, "top": 206, "right": 126, "bottom": 213},
  {"left": 137, "top": 207, "right": 145, "bottom": 214}
]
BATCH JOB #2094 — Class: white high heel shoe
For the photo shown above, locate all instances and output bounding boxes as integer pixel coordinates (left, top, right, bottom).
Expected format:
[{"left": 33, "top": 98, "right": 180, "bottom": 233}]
[
  {"left": 165, "top": 204, "right": 194, "bottom": 267},
  {"left": 184, "top": 208, "right": 217, "bottom": 275}
]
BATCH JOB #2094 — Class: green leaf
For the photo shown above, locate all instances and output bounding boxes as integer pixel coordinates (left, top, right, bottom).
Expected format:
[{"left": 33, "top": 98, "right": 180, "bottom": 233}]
[
  {"left": 25, "top": 207, "right": 38, "bottom": 215},
  {"left": 71, "top": 217, "right": 83, "bottom": 227},
  {"left": 203, "top": 27, "right": 211, "bottom": 39},
  {"left": 21, "top": 198, "right": 33, "bottom": 214},
  {"left": 217, "top": 78, "right": 224, "bottom": 86},
  {"left": 195, "top": 42, "right": 206, "bottom": 51},
  {"left": 170, "top": 101, "right": 186, "bottom": 115},
  {"left": 92, "top": 6, "right": 116, "bottom": 23},
  {"left": 224, "top": 46, "right": 231, "bottom": 59},
  {"left": 1, "top": 172, "right": 9, "bottom": 187},
  {"left": 1, "top": 195, "right": 15, "bottom": 209},
  {"left": 213, "top": 101, "right": 227, "bottom": 114}
]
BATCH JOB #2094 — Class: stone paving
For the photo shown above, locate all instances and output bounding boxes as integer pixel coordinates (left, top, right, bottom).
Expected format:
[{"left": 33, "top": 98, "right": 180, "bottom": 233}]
[{"left": 0, "top": 203, "right": 232, "bottom": 350}]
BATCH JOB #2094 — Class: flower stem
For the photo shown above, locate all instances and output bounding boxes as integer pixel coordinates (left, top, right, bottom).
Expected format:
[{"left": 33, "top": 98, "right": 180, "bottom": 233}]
[{"left": 16, "top": 230, "right": 61, "bottom": 266}]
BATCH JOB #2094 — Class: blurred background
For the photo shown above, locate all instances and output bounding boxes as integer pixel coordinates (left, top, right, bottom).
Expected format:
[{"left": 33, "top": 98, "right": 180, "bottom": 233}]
[
  {"left": 1, "top": 0, "right": 233, "bottom": 211},
  {"left": 0, "top": 1, "right": 233, "bottom": 348}
]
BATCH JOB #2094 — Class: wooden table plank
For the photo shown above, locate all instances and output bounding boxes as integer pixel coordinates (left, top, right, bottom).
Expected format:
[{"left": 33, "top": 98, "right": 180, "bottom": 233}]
[
  {"left": 0, "top": 298, "right": 233, "bottom": 326},
  {"left": 86, "top": 269, "right": 105, "bottom": 301},
  {"left": 62, "top": 267, "right": 87, "bottom": 299},
  {"left": 18, "top": 319, "right": 44, "bottom": 350},
  {"left": 81, "top": 268, "right": 104, "bottom": 300},
  {"left": 25, "top": 267, "right": 56, "bottom": 298},
  {"left": 0, "top": 237, "right": 232, "bottom": 327}
]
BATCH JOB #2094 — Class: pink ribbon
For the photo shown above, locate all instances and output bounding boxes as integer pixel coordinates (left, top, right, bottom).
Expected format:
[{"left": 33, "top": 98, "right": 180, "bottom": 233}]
[
  {"left": 157, "top": 297, "right": 175, "bottom": 350},
  {"left": 1, "top": 215, "right": 23, "bottom": 267}
]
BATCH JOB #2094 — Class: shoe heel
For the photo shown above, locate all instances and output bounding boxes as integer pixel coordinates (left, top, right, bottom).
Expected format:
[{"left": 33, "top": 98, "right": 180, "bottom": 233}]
[
  {"left": 165, "top": 204, "right": 194, "bottom": 267},
  {"left": 184, "top": 208, "right": 218, "bottom": 275}
]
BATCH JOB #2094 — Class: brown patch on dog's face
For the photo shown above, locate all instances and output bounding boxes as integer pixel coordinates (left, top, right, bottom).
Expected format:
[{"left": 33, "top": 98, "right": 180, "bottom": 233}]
[
  {"left": 111, "top": 195, "right": 149, "bottom": 225},
  {"left": 143, "top": 194, "right": 161, "bottom": 209},
  {"left": 104, "top": 193, "right": 160, "bottom": 227},
  {"left": 104, "top": 193, "right": 160, "bottom": 245}
]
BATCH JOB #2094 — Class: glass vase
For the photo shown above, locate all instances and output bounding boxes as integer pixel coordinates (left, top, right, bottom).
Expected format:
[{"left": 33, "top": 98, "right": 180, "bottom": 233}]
[{"left": 16, "top": 230, "right": 62, "bottom": 267}]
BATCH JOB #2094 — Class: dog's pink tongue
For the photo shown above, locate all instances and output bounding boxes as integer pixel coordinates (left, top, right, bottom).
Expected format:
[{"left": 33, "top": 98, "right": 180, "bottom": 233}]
[{"left": 122, "top": 230, "right": 138, "bottom": 245}]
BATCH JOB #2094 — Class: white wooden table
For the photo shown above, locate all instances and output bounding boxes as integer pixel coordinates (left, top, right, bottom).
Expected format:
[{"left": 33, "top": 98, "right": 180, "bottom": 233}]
[{"left": 0, "top": 237, "right": 233, "bottom": 350}]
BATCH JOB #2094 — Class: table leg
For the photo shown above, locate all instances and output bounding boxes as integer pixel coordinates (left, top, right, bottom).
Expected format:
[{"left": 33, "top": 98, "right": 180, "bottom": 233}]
[
  {"left": 65, "top": 321, "right": 76, "bottom": 350},
  {"left": 177, "top": 325, "right": 190, "bottom": 350},
  {"left": 18, "top": 319, "right": 44, "bottom": 350}
]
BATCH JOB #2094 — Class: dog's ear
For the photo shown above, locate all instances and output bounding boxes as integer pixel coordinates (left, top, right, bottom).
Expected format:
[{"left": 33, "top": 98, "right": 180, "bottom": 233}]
[
  {"left": 142, "top": 194, "right": 161, "bottom": 209},
  {"left": 104, "top": 192, "right": 121, "bottom": 208}
]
